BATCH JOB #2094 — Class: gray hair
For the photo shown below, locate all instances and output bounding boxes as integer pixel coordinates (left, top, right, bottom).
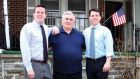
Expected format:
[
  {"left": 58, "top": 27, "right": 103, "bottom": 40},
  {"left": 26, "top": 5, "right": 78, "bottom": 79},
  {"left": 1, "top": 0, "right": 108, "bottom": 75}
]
[{"left": 62, "top": 11, "right": 75, "bottom": 18}]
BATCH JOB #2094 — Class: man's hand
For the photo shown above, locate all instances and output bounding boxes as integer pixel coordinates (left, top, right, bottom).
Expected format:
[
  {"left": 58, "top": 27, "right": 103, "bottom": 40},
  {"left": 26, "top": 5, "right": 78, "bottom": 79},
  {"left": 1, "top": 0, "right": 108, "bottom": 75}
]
[
  {"left": 51, "top": 26, "right": 60, "bottom": 35},
  {"left": 103, "top": 56, "right": 111, "bottom": 72},
  {"left": 103, "top": 61, "right": 110, "bottom": 72},
  {"left": 28, "top": 70, "right": 35, "bottom": 79}
]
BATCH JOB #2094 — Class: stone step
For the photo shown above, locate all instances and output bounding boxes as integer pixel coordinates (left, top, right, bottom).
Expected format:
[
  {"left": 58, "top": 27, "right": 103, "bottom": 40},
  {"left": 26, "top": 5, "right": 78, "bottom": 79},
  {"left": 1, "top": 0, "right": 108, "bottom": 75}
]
[
  {"left": 0, "top": 57, "right": 136, "bottom": 79},
  {"left": 108, "top": 75, "right": 122, "bottom": 79},
  {"left": 3, "top": 74, "right": 24, "bottom": 79},
  {"left": 4, "top": 68, "right": 24, "bottom": 75}
]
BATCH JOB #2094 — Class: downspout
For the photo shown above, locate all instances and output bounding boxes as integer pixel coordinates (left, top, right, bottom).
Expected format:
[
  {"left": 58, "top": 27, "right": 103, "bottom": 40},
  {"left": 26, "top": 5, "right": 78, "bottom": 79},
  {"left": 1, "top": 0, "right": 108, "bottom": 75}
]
[
  {"left": 3, "top": 0, "right": 10, "bottom": 49},
  {"left": 133, "top": 0, "right": 136, "bottom": 51}
]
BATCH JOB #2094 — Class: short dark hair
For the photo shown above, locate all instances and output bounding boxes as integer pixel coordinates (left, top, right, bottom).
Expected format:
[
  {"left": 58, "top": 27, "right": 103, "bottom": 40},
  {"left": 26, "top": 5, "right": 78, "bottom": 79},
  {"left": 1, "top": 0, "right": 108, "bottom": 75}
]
[
  {"left": 33, "top": 5, "right": 46, "bottom": 13},
  {"left": 88, "top": 8, "right": 101, "bottom": 17}
]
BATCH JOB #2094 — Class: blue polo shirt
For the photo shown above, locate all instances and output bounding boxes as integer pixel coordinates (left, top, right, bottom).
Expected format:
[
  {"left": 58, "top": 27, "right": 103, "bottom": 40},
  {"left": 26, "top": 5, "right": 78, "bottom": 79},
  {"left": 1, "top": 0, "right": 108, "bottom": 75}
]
[{"left": 49, "top": 27, "right": 84, "bottom": 74}]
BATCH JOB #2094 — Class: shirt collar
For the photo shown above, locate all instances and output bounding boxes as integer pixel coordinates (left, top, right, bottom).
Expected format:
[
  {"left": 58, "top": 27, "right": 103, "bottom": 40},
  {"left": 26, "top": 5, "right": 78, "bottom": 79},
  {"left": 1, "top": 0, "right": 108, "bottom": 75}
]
[
  {"left": 33, "top": 20, "right": 45, "bottom": 27},
  {"left": 90, "top": 23, "right": 101, "bottom": 30},
  {"left": 60, "top": 26, "right": 75, "bottom": 34}
]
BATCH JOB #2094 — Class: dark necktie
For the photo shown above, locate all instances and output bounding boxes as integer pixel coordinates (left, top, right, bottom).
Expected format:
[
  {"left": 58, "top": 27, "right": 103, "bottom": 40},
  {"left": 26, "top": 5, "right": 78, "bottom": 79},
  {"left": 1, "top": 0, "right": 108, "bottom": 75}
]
[
  {"left": 40, "top": 25, "right": 48, "bottom": 61},
  {"left": 90, "top": 27, "right": 95, "bottom": 58}
]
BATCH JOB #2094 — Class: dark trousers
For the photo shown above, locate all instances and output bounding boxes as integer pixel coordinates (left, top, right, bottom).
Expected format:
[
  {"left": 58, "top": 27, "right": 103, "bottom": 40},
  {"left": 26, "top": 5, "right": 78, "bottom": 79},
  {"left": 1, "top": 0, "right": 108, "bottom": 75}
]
[
  {"left": 86, "top": 56, "right": 109, "bottom": 79},
  {"left": 53, "top": 71, "right": 82, "bottom": 79}
]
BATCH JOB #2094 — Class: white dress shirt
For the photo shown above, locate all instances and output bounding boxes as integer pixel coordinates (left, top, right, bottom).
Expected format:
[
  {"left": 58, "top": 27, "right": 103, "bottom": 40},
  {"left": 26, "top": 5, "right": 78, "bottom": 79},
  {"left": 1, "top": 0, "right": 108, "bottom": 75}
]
[
  {"left": 20, "top": 20, "right": 52, "bottom": 72},
  {"left": 83, "top": 23, "right": 114, "bottom": 59}
]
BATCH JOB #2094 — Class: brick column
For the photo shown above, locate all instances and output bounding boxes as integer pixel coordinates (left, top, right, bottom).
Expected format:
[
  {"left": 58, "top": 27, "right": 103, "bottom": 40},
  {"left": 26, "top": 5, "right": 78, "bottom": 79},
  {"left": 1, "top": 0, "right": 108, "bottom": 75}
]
[{"left": 8, "top": 0, "right": 27, "bottom": 50}]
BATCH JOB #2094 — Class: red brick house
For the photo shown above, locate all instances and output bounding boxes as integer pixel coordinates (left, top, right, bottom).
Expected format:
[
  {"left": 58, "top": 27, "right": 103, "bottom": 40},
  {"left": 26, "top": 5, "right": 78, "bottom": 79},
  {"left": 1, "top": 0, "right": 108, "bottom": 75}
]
[{"left": 0, "top": 0, "right": 138, "bottom": 51}]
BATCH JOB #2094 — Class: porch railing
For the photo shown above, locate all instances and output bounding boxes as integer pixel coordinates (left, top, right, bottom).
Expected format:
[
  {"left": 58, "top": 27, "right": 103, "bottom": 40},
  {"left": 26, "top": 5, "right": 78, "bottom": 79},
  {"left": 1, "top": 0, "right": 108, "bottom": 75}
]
[
  {"left": 0, "top": 15, "right": 139, "bottom": 52},
  {"left": 0, "top": 15, "right": 89, "bottom": 50}
]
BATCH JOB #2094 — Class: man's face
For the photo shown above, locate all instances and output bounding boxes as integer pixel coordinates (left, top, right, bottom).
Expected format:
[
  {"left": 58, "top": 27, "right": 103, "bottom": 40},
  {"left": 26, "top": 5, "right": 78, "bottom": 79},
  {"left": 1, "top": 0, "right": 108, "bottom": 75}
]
[
  {"left": 33, "top": 7, "right": 47, "bottom": 24},
  {"left": 62, "top": 15, "right": 75, "bottom": 29},
  {"left": 89, "top": 11, "right": 101, "bottom": 25}
]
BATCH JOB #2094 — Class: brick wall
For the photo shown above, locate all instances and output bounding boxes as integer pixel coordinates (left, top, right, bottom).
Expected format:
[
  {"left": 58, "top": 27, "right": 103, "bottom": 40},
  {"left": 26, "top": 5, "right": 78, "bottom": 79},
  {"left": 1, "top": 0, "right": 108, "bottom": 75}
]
[
  {"left": 0, "top": 0, "right": 6, "bottom": 49},
  {"left": 8, "top": 0, "right": 27, "bottom": 50},
  {"left": 98, "top": 0, "right": 105, "bottom": 23},
  {"left": 0, "top": 0, "right": 3, "bottom": 23}
]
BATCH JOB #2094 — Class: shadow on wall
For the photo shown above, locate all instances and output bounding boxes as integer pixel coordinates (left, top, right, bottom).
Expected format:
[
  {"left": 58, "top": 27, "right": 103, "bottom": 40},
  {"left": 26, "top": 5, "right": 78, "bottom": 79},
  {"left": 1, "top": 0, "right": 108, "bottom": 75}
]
[
  {"left": 0, "top": 22, "right": 6, "bottom": 49},
  {"left": 0, "top": 22, "right": 20, "bottom": 51},
  {"left": 10, "top": 33, "right": 20, "bottom": 51}
]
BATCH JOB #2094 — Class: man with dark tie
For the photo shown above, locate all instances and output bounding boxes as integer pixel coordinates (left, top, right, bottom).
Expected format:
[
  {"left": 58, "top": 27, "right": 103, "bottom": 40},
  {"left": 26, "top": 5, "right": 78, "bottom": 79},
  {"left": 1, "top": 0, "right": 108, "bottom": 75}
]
[
  {"left": 83, "top": 9, "right": 114, "bottom": 79},
  {"left": 20, "top": 5, "right": 59, "bottom": 79}
]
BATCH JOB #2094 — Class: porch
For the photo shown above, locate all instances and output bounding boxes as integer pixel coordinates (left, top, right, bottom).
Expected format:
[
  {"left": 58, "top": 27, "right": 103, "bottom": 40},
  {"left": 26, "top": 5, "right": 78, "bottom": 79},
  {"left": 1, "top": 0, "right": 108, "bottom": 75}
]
[
  {"left": 0, "top": 14, "right": 137, "bottom": 52},
  {"left": 0, "top": 51, "right": 140, "bottom": 79}
]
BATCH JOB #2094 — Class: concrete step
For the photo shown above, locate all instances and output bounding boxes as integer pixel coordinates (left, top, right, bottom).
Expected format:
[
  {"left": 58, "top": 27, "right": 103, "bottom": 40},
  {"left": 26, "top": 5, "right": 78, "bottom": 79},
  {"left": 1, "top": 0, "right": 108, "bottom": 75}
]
[
  {"left": 0, "top": 56, "right": 137, "bottom": 79},
  {"left": 108, "top": 75, "right": 121, "bottom": 79},
  {"left": 3, "top": 74, "right": 24, "bottom": 79}
]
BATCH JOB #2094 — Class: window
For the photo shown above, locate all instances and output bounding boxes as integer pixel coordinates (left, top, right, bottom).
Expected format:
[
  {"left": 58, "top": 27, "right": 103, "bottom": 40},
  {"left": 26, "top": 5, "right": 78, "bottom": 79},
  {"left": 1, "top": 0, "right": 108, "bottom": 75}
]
[
  {"left": 41, "top": 0, "right": 59, "bottom": 10},
  {"left": 41, "top": 0, "right": 59, "bottom": 26},
  {"left": 68, "top": 0, "right": 85, "bottom": 11}
]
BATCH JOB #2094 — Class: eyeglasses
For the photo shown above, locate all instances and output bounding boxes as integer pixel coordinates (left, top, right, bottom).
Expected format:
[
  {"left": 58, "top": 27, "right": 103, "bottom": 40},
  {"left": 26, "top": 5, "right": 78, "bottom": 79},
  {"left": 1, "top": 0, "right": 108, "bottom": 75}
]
[{"left": 64, "top": 18, "right": 74, "bottom": 21}]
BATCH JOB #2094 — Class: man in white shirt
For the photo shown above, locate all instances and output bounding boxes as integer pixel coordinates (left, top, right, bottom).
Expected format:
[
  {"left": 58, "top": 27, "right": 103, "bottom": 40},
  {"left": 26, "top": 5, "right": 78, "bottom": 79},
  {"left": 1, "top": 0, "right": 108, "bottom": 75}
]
[
  {"left": 20, "top": 5, "right": 59, "bottom": 79},
  {"left": 83, "top": 9, "right": 114, "bottom": 79}
]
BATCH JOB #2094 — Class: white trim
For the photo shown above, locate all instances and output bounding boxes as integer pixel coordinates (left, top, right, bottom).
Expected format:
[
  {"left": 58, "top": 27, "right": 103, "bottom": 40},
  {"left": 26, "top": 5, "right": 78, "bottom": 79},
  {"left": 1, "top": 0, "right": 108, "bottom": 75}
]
[
  {"left": 133, "top": 0, "right": 136, "bottom": 50},
  {"left": 36, "top": 0, "right": 40, "bottom": 5},
  {"left": 97, "top": 0, "right": 99, "bottom": 9},
  {"left": 28, "top": 7, "right": 35, "bottom": 10},
  {"left": 3, "top": 0, "right": 10, "bottom": 49},
  {"left": 44, "top": 0, "right": 58, "bottom": 1},
  {"left": 27, "top": 0, "right": 29, "bottom": 23},
  {"left": 105, "top": 0, "right": 123, "bottom": 2}
]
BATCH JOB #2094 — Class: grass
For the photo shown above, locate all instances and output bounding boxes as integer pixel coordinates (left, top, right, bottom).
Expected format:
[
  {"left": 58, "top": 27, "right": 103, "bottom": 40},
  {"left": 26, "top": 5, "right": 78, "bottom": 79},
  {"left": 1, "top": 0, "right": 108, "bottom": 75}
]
[{"left": 1, "top": 50, "right": 140, "bottom": 56}]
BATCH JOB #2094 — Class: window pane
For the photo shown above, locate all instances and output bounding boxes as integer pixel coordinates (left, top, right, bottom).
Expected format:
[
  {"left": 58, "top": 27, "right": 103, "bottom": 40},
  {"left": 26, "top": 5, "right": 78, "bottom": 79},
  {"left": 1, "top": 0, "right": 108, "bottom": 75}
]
[
  {"left": 41, "top": 0, "right": 59, "bottom": 10},
  {"left": 68, "top": 0, "right": 85, "bottom": 11},
  {"left": 41, "top": 0, "right": 59, "bottom": 26}
]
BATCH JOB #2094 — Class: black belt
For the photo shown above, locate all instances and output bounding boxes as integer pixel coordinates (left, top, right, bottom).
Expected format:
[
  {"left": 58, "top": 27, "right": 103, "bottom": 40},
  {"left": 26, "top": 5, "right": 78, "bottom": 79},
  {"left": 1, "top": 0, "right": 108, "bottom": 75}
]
[
  {"left": 86, "top": 56, "right": 106, "bottom": 61},
  {"left": 31, "top": 59, "right": 47, "bottom": 64}
]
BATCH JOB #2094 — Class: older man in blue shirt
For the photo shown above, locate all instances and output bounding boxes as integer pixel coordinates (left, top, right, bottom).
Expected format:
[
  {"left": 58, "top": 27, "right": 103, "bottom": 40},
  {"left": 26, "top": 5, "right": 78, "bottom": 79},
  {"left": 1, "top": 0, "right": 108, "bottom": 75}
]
[
  {"left": 83, "top": 9, "right": 114, "bottom": 79},
  {"left": 49, "top": 11, "right": 85, "bottom": 79}
]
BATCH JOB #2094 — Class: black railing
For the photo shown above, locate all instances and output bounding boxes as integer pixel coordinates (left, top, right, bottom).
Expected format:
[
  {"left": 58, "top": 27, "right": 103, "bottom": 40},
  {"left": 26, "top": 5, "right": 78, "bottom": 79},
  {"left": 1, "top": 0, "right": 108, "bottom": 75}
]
[
  {"left": 135, "top": 28, "right": 140, "bottom": 51},
  {"left": 27, "top": 15, "right": 89, "bottom": 31},
  {"left": 1, "top": 15, "right": 139, "bottom": 52},
  {"left": 0, "top": 15, "right": 89, "bottom": 50}
]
